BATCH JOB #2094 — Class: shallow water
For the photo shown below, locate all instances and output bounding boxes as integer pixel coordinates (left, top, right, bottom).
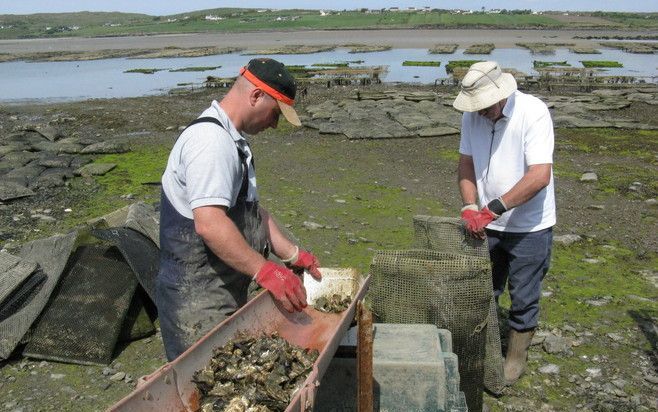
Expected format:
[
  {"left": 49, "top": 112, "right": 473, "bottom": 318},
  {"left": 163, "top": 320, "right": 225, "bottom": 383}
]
[{"left": 0, "top": 47, "right": 655, "bottom": 103}]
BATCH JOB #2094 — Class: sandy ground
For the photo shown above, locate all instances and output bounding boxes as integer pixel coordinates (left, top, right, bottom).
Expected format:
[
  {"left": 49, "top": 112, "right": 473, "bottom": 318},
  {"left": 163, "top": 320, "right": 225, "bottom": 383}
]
[{"left": 0, "top": 28, "right": 650, "bottom": 54}]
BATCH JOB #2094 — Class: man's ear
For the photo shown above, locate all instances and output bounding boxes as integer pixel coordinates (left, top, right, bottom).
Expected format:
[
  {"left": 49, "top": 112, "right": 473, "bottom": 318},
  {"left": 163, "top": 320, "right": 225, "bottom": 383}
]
[{"left": 249, "top": 88, "right": 264, "bottom": 107}]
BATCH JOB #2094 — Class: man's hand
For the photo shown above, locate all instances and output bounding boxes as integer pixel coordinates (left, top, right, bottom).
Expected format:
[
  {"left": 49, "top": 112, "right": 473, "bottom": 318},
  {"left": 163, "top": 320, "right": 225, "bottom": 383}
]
[
  {"left": 289, "top": 249, "right": 322, "bottom": 280},
  {"left": 461, "top": 206, "right": 496, "bottom": 239},
  {"left": 254, "top": 262, "right": 307, "bottom": 312}
]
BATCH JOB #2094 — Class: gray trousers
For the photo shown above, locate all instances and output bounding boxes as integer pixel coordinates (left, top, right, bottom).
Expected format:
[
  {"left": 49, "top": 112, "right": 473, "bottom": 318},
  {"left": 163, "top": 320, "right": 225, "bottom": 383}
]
[{"left": 487, "top": 227, "right": 553, "bottom": 331}]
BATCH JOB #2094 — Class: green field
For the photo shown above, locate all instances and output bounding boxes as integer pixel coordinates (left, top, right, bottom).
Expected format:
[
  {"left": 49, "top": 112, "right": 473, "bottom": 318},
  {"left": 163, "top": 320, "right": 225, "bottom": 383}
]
[{"left": 0, "top": 9, "right": 656, "bottom": 39}]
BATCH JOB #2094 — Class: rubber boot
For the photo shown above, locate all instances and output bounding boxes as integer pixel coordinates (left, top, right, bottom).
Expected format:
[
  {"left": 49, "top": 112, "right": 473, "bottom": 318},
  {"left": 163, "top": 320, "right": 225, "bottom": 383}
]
[{"left": 504, "top": 328, "right": 535, "bottom": 385}]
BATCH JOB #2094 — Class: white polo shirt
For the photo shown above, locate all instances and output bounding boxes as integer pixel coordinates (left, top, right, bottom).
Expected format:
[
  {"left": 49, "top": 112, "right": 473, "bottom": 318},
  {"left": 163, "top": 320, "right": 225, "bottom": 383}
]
[
  {"left": 459, "top": 90, "right": 556, "bottom": 232},
  {"left": 161, "top": 101, "right": 258, "bottom": 219}
]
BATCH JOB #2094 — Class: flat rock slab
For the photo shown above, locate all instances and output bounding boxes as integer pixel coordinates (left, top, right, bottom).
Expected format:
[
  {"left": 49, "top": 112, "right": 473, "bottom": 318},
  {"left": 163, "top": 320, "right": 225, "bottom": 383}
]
[
  {"left": 22, "top": 125, "right": 63, "bottom": 142},
  {"left": 0, "top": 181, "right": 36, "bottom": 201},
  {"left": 553, "top": 115, "right": 611, "bottom": 128},
  {"left": 80, "top": 141, "right": 128, "bottom": 154},
  {"left": 305, "top": 93, "right": 462, "bottom": 140},
  {"left": 418, "top": 126, "right": 460, "bottom": 137},
  {"left": 75, "top": 163, "right": 116, "bottom": 177},
  {"left": 38, "top": 154, "right": 73, "bottom": 168}
]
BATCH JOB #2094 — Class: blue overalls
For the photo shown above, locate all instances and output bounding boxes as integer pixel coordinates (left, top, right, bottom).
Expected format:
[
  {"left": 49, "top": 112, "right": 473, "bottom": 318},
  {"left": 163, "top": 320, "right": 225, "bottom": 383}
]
[{"left": 156, "top": 117, "right": 269, "bottom": 361}]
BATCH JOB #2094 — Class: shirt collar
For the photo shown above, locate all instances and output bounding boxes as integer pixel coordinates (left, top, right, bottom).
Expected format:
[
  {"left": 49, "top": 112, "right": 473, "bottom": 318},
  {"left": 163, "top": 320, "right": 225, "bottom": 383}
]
[
  {"left": 501, "top": 90, "right": 518, "bottom": 119},
  {"left": 210, "top": 100, "right": 246, "bottom": 143}
]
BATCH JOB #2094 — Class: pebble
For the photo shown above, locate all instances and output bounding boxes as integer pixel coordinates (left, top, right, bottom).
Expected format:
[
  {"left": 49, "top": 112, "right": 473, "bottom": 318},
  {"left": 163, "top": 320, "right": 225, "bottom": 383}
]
[
  {"left": 582, "top": 258, "right": 601, "bottom": 264},
  {"left": 586, "top": 367, "right": 602, "bottom": 378},
  {"left": 101, "top": 367, "right": 116, "bottom": 376},
  {"left": 539, "top": 364, "right": 560, "bottom": 374},
  {"left": 302, "top": 221, "right": 323, "bottom": 230},
  {"left": 585, "top": 296, "right": 612, "bottom": 306},
  {"left": 580, "top": 172, "right": 598, "bottom": 182},
  {"left": 554, "top": 234, "right": 582, "bottom": 246},
  {"left": 562, "top": 324, "right": 576, "bottom": 333},
  {"left": 50, "top": 373, "right": 65, "bottom": 380},
  {"left": 543, "top": 334, "right": 571, "bottom": 354},
  {"left": 30, "top": 214, "right": 57, "bottom": 223},
  {"left": 109, "top": 372, "right": 126, "bottom": 381},
  {"left": 606, "top": 332, "right": 625, "bottom": 342},
  {"left": 645, "top": 198, "right": 657, "bottom": 206},
  {"left": 334, "top": 199, "right": 346, "bottom": 203},
  {"left": 612, "top": 379, "right": 627, "bottom": 389},
  {"left": 643, "top": 374, "right": 658, "bottom": 385}
]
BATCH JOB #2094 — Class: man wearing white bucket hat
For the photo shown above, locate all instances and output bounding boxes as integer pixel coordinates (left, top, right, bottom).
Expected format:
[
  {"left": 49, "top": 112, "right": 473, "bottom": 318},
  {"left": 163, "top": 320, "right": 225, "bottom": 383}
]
[{"left": 453, "top": 61, "right": 555, "bottom": 385}]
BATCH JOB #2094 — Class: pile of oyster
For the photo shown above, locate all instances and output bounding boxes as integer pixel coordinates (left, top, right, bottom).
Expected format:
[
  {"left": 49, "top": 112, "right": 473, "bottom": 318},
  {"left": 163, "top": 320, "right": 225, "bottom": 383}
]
[
  {"left": 193, "top": 333, "right": 319, "bottom": 412},
  {"left": 313, "top": 294, "right": 352, "bottom": 313}
]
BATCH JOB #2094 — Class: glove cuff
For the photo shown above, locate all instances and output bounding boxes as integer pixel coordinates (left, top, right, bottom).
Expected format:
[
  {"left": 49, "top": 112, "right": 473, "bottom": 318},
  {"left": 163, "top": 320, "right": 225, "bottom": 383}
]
[
  {"left": 486, "top": 197, "right": 507, "bottom": 217},
  {"left": 461, "top": 203, "right": 479, "bottom": 212},
  {"left": 280, "top": 245, "right": 299, "bottom": 264}
]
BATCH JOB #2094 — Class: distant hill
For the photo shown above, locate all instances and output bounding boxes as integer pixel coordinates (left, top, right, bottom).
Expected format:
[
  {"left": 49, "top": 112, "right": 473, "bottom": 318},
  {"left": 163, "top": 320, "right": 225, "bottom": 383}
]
[{"left": 0, "top": 8, "right": 656, "bottom": 40}]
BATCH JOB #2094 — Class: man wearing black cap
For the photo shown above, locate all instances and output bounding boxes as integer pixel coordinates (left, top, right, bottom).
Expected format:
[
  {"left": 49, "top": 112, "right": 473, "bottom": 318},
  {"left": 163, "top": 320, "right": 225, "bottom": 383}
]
[{"left": 156, "top": 58, "right": 322, "bottom": 361}]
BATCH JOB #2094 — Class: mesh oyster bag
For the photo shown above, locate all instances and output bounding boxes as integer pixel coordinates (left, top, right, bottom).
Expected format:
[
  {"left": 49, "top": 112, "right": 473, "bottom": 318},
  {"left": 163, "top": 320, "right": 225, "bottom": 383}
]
[
  {"left": 370, "top": 249, "right": 491, "bottom": 412},
  {"left": 413, "top": 215, "right": 505, "bottom": 396}
]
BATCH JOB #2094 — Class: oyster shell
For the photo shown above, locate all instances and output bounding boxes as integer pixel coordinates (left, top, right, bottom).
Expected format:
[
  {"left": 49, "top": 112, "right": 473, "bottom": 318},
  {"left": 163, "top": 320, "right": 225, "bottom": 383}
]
[
  {"left": 313, "top": 294, "right": 352, "bottom": 313},
  {"left": 192, "top": 333, "right": 319, "bottom": 412}
]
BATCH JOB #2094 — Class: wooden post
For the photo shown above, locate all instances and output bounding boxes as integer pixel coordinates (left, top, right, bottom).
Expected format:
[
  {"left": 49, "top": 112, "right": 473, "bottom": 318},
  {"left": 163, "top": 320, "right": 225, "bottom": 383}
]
[{"left": 357, "top": 301, "right": 373, "bottom": 412}]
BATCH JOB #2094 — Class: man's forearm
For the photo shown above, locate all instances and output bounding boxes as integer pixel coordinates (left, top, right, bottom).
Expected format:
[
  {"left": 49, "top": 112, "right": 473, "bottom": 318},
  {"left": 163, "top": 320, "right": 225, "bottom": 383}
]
[
  {"left": 193, "top": 206, "right": 267, "bottom": 276},
  {"left": 259, "top": 207, "right": 297, "bottom": 260},
  {"left": 458, "top": 154, "right": 479, "bottom": 205},
  {"left": 500, "top": 163, "right": 552, "bottom": 210}
]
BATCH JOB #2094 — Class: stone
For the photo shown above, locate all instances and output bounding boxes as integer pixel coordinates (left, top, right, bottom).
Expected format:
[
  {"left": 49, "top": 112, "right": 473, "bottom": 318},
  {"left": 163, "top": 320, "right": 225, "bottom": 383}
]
[
  {"left": 74, "top": 163, "right": 116, "bottom": 177},
  {"left": 80, "top": 141, "right": 128, "bottom": 154},
  {"left": 109, "top": 372, "right": 126, "bottom": 381},
  {"left": 586, "top": 367, "right": 602, "bottom": 378},
  {"left": 25, "top": 124, "right": 63, "bottom": 141},
  {"left": 543, "top": 334, "right": 571, "bottom": 354},
  {"left": 554, "top": 234, "right": 582, "bottom": 246},
  {"left": 101, "top": 367, "right": 115, "bottom": 376},
  {"left": 302, "top": 221, "right": 323, "bottom": 230},
  {"left": 0, "top": 181, "right": 35, "bottom": 202},
  {"left": 585, "top": 296, "right": 612, "bottom": 306},
  {"left": 582, "top": 258, "right": 601, "bottom": 264},
  {"left": 50, "top": 373, "right": 65, "bottom": 380},
  {"left": 30, "top": 214, "right": 57, "bottom": 223},
  {"left": 417, "top": 126, "right": 460, "bottom": 137},
  {"left": 643, "top": 374, "right": 658, "bottom": 385},
  {"left": 580, "top": 172, "right": 598, "bottom": 182},
  {"left": 612, "top": 379, "right": 627, "bottom": 389},
  {"left": 538, "top": 364, "right": 560, "bottom": 375},
  {"left": 606, "top": 332, "right": 624, "bottom": 342}
]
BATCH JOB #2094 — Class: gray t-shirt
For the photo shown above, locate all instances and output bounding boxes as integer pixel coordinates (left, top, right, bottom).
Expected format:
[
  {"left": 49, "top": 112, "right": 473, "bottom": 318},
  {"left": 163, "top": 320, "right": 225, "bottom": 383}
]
[{"left": 161, "top": 100, "right": 258, "bottom": 219}]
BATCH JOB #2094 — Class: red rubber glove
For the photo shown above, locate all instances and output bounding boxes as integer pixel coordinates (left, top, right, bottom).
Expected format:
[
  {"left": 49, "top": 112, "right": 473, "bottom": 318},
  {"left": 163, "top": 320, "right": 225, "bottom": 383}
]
[
  {"left": 254, "top": 262, "right": 307, "bottom": 313},
  {"left": 465, "top": 208, "right": 496, "bottom": 233},
  {"left": 461, "top": 207, "right": 496, "bottom": 239},
  {"left": 290, "top": 249, "right": 322, "bottom": 280}
]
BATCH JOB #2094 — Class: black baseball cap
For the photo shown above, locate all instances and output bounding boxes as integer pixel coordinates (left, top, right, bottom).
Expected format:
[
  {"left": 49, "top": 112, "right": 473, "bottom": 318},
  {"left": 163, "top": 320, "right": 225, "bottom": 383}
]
[{"left": 240, "top": 58, "right": 301, "bottom": 126}]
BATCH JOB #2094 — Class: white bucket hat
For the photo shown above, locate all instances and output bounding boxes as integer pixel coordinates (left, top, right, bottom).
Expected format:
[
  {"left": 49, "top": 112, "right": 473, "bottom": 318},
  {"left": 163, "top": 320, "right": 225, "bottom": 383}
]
[{"left": 452, "top": 61, "right": 517, "bottom": 112}]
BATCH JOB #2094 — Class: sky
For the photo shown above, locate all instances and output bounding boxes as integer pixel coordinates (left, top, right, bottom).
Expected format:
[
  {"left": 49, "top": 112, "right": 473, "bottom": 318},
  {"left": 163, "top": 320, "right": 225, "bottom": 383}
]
[{"left": 0, "top": 1, "right": 656, "bottom": 15}]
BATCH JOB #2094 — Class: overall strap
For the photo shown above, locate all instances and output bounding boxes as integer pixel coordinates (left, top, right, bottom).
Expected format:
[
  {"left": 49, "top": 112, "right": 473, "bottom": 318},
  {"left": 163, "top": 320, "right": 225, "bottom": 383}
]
[{"left": 184, "top": 116, "right": 252, "bottom": 200}]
